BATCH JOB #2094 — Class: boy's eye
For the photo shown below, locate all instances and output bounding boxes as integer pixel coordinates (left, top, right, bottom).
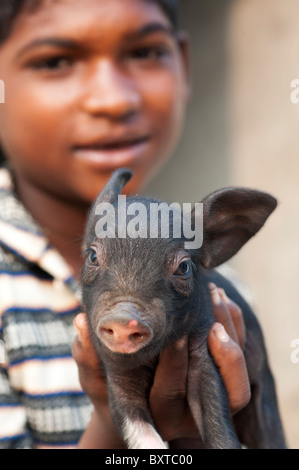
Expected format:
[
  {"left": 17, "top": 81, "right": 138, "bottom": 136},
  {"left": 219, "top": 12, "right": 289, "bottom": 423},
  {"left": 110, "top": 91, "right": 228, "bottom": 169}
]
[
  {"left": 129, "top": 45, "right": 170, "bottom": 62},
  {"left": 30, "top": 56, "right": 73, "bottom": 71}
]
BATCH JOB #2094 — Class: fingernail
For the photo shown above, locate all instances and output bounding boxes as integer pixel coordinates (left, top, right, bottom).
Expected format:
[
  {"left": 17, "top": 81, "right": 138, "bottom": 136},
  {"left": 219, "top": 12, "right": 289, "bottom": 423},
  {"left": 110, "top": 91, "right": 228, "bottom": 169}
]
[
  {"left": 219, "top": 288, "right": 230, "bottom": 304},
  {"left": 209, "top": 283, "right": 221, "bottom": 305},
  {"left": 213, "top": 323, "right": 230, "bottom": 343},
  {"left": 175, "top": 336, "right": 188, "bottom": 350}
]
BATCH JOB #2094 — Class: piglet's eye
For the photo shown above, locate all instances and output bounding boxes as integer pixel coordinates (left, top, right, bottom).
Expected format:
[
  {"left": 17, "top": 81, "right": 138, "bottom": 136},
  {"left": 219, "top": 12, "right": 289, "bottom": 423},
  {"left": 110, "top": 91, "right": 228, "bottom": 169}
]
[
  {"left": 86, "top": 248, "right": 99, "bottom": 266},
  {"left": 174, "top": 261, "right": 191, "bottom": 277}
]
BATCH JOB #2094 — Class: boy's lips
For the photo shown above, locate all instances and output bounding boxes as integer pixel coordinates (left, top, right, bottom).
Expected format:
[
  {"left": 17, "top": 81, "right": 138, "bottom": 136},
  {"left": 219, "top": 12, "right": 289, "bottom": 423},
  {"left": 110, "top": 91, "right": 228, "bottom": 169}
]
[{"left": 72, "top": 135, "right": 151, "bottom": 169}]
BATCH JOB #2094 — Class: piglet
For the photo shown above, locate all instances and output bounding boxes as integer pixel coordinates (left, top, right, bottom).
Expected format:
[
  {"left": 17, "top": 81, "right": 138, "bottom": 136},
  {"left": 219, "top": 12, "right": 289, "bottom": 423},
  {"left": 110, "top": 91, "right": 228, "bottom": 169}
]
[{"left": 81, "top": 168, "right": 286, "bottom": 449}]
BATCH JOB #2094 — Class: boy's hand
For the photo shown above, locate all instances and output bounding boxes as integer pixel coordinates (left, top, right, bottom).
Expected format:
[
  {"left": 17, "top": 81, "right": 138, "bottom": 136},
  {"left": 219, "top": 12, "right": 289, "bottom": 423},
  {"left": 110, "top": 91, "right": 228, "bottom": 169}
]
[
  {"left": 73, "top": 285, "right": 250, "bottom": 448},
  {"left": 149, "top": 283, "right": 250, "bottom": 446}
]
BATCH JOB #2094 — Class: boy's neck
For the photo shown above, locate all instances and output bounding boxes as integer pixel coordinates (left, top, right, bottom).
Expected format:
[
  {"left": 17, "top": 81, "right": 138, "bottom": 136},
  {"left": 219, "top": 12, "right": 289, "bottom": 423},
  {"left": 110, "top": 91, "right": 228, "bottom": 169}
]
[{"left": 14, "top": 177, "right": 89, "bottom": 281}]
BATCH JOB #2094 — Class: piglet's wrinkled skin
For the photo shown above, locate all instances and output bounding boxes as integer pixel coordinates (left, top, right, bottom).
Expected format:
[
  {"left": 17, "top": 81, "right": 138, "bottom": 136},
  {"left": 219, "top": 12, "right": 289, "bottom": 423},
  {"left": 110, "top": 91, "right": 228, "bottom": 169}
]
[{"left": 81, "top": 168, "right": 286, "bottom": 449}]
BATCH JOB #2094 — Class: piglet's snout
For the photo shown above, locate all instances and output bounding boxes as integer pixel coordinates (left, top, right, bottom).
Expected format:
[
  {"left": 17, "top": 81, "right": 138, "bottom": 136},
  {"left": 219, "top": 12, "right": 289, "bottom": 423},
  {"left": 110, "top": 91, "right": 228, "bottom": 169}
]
[{"left": 97, "top": 305, "right": 153, "bottom": 354}]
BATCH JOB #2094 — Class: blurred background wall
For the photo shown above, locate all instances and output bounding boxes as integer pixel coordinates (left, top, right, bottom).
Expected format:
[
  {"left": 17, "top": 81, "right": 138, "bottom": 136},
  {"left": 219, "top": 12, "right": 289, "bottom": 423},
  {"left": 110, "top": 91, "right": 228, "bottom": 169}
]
[{"left": 146, "top": 0, "right": 299, "bottom": 449}]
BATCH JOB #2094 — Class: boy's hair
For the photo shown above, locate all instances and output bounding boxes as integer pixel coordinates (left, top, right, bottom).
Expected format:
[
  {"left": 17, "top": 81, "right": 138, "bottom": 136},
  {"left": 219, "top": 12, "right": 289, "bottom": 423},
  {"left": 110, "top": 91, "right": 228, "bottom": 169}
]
[
  {"left": 0, "top": 0, "right": 179, "bottom": 166},
  {"left": 0, "top": 0, "right": 179, "bottom": 44}
]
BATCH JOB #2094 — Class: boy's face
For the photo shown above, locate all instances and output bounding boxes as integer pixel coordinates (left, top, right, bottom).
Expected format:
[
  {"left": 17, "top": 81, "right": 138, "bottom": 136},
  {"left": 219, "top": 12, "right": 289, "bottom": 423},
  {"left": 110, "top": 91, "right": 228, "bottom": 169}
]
[{"left": 0, "top": 0, "right": 190, "bottom": 204}]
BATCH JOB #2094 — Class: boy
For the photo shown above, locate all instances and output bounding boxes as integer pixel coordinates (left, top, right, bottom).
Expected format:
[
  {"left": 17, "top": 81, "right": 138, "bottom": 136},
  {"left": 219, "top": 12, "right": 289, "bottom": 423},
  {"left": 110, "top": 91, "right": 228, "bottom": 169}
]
[{"left": 0, "top": 0, "right": 249, "bottom": 448}]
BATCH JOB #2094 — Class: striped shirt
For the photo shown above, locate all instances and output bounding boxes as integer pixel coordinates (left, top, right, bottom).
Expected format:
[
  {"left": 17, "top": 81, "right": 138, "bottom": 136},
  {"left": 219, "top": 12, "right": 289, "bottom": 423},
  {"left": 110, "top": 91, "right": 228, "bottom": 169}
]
[{"left": 0, "top": 168, "right": 93, "bottom": 449}]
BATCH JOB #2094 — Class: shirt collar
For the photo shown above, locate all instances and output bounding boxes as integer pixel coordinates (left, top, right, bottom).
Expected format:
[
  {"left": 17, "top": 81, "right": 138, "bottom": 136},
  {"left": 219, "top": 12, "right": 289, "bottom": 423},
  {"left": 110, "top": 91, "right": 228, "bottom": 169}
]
[{"left": 0, "top": 168, "right": 74, "bottom": 283}]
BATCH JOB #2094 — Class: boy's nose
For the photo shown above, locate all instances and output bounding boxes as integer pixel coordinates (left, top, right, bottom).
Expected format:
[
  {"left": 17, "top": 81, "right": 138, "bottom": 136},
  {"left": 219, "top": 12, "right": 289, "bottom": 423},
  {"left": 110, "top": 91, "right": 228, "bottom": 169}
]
[{"left": 81, "top": 60, "right": 141, "bottom": 120}]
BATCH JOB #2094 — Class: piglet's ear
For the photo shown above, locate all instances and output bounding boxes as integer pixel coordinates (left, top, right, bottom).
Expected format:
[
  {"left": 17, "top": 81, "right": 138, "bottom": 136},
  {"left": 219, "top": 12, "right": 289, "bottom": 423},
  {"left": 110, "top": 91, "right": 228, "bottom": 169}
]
[
  {"left": 83, "top": 168, "right": 132, "bottom": 250},
  {"left": 94, "top": 168, "right": 133, "bottom": 206},
  {"left": 198, "top": 188, "right": 277, "bottom": 269}
]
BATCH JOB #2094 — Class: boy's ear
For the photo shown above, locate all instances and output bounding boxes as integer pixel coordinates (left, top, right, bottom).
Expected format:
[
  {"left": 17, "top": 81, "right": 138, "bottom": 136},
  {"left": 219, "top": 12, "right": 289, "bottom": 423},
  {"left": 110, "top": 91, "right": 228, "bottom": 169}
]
[
  {"left": 177, "top": 31, "right": 192, "bottom": 100},
  {"left": 197, "top": 188, "right": 277, "bottom": 269}
]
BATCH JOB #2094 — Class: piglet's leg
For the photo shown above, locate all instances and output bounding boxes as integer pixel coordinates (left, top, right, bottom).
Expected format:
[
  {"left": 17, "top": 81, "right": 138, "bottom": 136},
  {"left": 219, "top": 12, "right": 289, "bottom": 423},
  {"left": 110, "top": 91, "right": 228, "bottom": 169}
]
[
  {"left": 107, "top": 372, "right": 167, "bottom": 449},
  {"left": 123, "top": 417, "right": 167, "bottom": 449},
  {"left": 187, "top": 339, "right": 241, "bottom": 449}
]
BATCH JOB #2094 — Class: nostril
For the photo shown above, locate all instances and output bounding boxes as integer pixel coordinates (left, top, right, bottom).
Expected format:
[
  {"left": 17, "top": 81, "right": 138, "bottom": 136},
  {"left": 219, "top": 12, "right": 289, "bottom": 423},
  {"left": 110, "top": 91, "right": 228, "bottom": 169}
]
[
  {"left": 130, "top": 332, "right": 145, "bottom": 342},
  {"left": 101, "top": 327, "right": 114, "bottom": 336}
]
